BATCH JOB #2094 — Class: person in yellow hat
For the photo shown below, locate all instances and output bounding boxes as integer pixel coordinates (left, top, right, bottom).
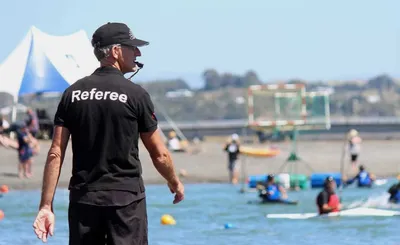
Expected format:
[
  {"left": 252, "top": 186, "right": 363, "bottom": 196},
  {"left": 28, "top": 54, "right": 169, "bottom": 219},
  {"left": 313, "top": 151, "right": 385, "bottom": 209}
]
[{"left": 387, "top": 175, "right": 400, "bottom": 204}]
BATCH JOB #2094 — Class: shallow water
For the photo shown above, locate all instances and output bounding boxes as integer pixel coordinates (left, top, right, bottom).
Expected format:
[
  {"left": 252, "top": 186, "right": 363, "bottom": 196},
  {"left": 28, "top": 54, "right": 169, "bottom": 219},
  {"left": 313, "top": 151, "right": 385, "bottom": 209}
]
[{"left": 0, "top": 180, "right": 399, "bottom": 245}]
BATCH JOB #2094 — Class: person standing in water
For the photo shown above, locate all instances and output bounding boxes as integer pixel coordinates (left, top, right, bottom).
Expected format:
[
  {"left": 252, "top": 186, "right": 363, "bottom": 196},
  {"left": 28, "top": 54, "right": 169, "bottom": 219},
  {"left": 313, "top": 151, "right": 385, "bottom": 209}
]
[
  {"left": 224, "top": 133, "right": 241, "bottom": 184},
  {"left": 347, "top": 129, "right": 362, "bottom": 170}
]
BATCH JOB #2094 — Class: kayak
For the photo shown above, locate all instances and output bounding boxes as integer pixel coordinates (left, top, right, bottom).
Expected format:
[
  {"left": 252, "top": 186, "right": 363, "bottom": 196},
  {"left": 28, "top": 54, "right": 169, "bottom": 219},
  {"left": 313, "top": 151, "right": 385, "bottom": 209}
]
[
  {"left": 239, "top": 146, "right": 280, "bottom": 158},
  {"left": 265, "top": 207, "right": 400, "bottom": 219},
  {"left": 248, "top": 199, "right": 299, "bottom": 205}
]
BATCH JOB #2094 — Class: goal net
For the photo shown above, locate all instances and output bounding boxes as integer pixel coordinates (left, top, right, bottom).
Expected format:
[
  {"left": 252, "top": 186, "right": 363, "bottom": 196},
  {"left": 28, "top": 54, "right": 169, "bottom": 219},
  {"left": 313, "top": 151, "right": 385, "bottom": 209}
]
[{"left": 247, "top": 84, "right": 330, "bottom": 131}]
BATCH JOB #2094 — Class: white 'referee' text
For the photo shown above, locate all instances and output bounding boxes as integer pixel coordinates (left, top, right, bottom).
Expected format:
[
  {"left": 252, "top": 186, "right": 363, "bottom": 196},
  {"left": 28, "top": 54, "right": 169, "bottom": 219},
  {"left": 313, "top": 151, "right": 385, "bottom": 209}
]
[{"left": 71, "top": 88, "right": 128, "bottom": 103}]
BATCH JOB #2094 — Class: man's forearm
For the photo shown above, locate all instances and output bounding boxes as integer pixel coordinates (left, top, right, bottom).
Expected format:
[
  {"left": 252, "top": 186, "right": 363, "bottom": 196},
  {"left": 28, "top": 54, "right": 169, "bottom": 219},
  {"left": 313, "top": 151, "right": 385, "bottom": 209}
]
[
  {"left": 152, "top": 151, "right": 179, "bottom": 185},
  {"left": 39, "top": 152, "right": 63, "bottom": 211}
]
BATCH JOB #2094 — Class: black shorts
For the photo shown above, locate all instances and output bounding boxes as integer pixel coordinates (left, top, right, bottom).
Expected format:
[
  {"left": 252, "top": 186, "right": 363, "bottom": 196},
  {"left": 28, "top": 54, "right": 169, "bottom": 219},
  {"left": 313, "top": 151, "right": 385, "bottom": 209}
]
[
  {"left": 351, "top": 154, "right": 358, "bottom": 162},
  {"left": 228, "top": 159, "right": 238, "bottom": 171},
  {"left": 68, "top": 197, "right": 148, "bottom": 245}
]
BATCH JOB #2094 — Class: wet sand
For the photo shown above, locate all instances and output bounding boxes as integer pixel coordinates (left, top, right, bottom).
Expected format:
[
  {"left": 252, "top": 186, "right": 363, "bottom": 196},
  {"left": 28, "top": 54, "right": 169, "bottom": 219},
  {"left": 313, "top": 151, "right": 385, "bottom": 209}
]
[{"left": 1, "top": 139, "right": 399, "bottom": 190}]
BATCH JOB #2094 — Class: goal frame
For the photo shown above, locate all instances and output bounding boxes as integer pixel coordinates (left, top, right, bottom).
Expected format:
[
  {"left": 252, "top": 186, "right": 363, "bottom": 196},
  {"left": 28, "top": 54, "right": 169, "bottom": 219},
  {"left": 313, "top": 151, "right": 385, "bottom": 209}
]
[{"left": 247, "top": 84, "right": 331, "bottom": 131}]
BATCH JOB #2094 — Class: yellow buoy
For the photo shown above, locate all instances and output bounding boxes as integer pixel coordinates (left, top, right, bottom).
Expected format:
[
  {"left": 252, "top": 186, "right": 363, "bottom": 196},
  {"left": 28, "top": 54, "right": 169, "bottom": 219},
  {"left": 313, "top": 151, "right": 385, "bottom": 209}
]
[{"left": 160, "top": 214, "right": 176, "bottom": 225}]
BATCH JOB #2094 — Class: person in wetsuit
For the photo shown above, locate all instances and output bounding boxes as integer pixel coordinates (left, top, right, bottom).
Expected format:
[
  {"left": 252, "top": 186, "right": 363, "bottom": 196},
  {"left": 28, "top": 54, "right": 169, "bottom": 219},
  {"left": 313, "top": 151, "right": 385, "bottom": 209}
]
[
  {"left": 256, "top": 174, "right": 289, "bottom": 203},
  {"left": 316, "top": 176, "right": 342, "bottom": 214},
  {"left": 387, "top": 175, "right": 400, "bottom": 204},
  {"left": 345, "top": 165, "right": 375, "bottom": 188}
]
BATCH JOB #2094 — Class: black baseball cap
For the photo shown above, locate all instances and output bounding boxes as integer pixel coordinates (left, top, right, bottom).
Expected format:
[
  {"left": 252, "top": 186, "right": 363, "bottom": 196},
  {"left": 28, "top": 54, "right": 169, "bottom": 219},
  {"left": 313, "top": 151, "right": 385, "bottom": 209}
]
[
  {"left": 325, "top": 176, "right": 334, "bottom": 183},
  {"left": 91, "top": 22, "right": 149, "bottom": 48}
]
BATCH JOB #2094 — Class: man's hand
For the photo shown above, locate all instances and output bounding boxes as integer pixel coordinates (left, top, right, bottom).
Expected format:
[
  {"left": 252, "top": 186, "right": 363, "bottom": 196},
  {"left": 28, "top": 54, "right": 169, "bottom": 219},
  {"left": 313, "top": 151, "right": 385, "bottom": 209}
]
[
  {"left": 168, "top": 180, "right": 184, "bottom": 204},
  {"left": 33, "top": 208, "right": 55, "bottom": 243}
]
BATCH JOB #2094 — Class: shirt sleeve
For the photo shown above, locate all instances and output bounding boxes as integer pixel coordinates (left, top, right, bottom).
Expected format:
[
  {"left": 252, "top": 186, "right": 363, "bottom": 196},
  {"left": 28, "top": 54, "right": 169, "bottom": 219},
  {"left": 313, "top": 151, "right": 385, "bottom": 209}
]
[
  {"left": 137, "top": 91, "right": 158, "bottom": 133},
  {"left": 317, "top": 191, "right": 329, "bottom": 207},
  {"left": 54, "top": 90, "right": 70, "bottom": 129}
]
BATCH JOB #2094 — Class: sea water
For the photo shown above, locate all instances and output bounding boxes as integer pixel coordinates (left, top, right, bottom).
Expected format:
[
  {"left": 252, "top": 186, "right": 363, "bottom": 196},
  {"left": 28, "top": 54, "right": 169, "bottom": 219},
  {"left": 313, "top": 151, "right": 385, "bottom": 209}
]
[{"left": 0, "top": 179, "right": 399, "bottom": 245}]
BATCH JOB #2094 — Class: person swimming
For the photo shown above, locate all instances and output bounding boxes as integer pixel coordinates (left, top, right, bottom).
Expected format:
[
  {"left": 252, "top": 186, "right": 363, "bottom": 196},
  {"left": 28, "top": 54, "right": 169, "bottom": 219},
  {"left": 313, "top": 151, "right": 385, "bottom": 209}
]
[
  {"left": 256, "top": 174, "right": 295, "bottom": 204},
  {"left": 316, "top": 176, "right": 342, "bottom": 214},
  {"left": 387, "top": 175, "right": 400, "bottom": 204},
  {"left": 344, "top": 165, "right": 375, "bottom": 188}
]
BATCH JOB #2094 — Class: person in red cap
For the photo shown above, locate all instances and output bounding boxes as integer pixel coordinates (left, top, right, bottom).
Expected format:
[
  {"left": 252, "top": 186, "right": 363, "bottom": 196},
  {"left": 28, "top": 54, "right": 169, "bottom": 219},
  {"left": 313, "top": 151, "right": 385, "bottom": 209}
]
[{"left": 33, "top": 22, "right": 184, "bottom": 245}]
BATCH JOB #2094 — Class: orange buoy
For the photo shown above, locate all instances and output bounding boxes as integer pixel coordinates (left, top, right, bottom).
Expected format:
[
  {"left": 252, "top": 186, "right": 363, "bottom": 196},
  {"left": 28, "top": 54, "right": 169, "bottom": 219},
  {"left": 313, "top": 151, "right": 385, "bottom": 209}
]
[
  {"left": 0, "top": 185, "right": 8, "bottom": 193},
  {"left": 0, "top": 210, "right": 4, "bottom": 220}
]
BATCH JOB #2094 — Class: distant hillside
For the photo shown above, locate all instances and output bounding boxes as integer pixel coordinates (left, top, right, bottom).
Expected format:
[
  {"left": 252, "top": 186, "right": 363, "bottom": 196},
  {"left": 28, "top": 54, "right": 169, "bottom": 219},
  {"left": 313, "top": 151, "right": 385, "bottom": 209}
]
[
  {"left": 0, "top": 71, "right": 399, "bottom": 123},
  {"left": 138, "top": 72, "right": 400, "bottom": 121}
]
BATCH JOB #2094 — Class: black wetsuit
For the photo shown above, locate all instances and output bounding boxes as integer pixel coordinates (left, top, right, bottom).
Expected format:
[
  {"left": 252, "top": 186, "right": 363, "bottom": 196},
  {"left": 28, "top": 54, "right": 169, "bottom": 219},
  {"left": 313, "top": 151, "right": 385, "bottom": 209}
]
[{"left": 388, "top": 183, "right": 400, "bottom": 204}]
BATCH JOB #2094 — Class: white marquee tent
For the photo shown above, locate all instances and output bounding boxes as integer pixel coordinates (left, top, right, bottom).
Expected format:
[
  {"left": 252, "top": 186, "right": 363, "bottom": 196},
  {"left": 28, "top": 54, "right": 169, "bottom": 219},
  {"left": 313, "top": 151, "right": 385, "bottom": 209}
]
[{"left": 0, "top": 26, "right": 99, "bottom": 121}]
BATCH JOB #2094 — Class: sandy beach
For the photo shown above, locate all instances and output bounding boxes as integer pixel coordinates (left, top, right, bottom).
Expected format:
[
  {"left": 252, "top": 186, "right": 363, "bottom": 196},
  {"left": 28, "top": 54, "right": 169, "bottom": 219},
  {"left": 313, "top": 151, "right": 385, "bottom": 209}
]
[{"left": 1, "top": 138, "right": 399, "bottom": 190}]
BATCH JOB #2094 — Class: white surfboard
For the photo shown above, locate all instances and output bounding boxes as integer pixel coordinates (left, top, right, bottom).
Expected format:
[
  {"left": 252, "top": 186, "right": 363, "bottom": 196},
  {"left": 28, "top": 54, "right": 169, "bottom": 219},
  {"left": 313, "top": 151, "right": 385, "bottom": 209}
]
[{"left": 265, "top": 207, "right": 400, "bottom": 219}]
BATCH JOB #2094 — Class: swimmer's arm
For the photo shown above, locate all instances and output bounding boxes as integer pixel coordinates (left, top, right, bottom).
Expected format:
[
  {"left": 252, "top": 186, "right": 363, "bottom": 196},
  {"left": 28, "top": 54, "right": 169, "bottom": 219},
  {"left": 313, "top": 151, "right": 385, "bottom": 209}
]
[
  {"left": 141, "top": 129, "right": 180, "bottom": 186},
  {"left": 39, "top": 126, "right": 70, "bottom": 211},
  {"left": 346, "top": 174, "right": 358, "bottom": 185}
]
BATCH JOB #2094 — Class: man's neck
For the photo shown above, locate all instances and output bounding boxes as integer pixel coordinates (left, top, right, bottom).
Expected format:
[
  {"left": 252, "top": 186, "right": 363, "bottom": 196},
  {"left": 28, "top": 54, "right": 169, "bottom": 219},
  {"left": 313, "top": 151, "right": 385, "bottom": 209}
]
[{"left": 100, "top": 60, "right": 122, "bottom": 72}]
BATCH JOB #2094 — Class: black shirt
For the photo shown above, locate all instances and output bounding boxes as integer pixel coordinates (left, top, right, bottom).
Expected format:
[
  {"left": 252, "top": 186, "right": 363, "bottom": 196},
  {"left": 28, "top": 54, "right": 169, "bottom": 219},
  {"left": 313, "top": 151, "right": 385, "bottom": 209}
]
[
  {"left": 54, "top": 66, "right": 158, "bottom": 206},
  {"left": 225, "top": 141, "right": 240, "bottom": 161},
  {"left": 388, "top": 183, "right": 400, "bottom": 199},
  {"left": 316, "top": 189, "right": 333, "bottom": 212}
]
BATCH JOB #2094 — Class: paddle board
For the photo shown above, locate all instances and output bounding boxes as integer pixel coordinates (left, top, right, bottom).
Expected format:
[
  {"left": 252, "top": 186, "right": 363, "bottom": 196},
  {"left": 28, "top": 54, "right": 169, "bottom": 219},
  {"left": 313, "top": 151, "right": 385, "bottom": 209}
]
[{"left": 265, "top": 207, "right": 400, "bottom": 219}]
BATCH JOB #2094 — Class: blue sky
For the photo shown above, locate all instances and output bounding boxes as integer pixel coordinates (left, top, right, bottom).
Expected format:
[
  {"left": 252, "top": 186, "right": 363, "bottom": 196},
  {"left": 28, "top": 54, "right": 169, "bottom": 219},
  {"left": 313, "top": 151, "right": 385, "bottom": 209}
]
[{"left": 0, "top": 0, "right": 399, "bottom": 88}]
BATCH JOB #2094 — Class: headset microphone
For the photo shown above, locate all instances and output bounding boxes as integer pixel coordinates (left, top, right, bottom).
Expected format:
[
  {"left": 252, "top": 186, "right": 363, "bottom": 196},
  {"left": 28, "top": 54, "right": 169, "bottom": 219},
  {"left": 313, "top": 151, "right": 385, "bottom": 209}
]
[{"left": 128, "top": 61, "right": 144, "bottom": 80}]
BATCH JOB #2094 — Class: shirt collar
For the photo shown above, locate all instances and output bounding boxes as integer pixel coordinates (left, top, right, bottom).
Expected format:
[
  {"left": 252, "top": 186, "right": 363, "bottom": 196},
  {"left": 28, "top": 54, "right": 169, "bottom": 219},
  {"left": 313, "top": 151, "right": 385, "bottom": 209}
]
[{"left": 93, "top": 66, "right": 124, "bottom": 76}]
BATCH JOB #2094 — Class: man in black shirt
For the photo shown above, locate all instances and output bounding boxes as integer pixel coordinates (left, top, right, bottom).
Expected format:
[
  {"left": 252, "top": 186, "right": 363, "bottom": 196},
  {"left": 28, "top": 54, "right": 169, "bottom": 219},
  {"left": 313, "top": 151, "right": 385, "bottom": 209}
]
[{"left": 33, "top": 22, "right": 184, "bottom": 245}]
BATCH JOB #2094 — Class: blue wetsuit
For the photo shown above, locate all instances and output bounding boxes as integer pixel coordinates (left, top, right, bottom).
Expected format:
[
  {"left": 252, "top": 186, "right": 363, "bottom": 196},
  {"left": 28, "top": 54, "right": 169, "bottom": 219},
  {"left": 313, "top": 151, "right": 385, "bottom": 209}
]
[
  {"left": 346, "top": 170, "right": 373, "bottom": 187},
  {"left": 259, "top": 183, "right": 282, "bottom": 202}
]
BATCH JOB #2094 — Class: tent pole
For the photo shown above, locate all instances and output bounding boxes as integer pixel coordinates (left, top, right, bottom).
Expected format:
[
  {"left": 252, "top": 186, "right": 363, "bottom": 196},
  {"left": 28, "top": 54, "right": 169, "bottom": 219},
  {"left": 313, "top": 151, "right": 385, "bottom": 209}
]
[{"left": 11, "top": 95, "right": 18, "bottom": 123}]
